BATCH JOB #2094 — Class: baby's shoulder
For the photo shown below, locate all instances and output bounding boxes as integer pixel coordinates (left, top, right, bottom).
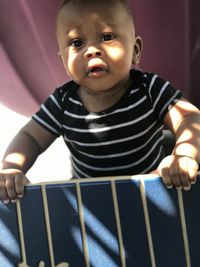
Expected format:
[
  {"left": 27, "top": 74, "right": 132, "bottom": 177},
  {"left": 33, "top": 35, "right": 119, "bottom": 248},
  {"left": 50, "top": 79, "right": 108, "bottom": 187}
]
[
  {"left": 130, "top": 69, "right": 159, "bottom": 87},
  {"left": 53, "top": 80, "right": 79, "bottom": 101}
]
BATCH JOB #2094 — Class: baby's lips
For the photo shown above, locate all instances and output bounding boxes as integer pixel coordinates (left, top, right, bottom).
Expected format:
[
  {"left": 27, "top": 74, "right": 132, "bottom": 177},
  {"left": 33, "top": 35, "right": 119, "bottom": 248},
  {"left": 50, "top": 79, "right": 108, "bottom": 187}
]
[
  {"left": 87, "top": 58, "right": 107, "bottom": 72},
  {"left": 88, "top": 64, "right": 106, "bottom": 73},
  {"left": 89, "top": 66, "right": 103, "bottom": 72}
]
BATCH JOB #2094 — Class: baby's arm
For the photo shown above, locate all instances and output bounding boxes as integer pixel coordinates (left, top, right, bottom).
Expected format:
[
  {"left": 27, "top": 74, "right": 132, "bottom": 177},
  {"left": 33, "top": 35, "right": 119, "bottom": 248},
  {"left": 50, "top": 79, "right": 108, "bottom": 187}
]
[
  {"left": 157, "top": 98, "right": 200, "bottom": 190},
  {"left": 0, "top": 119, "right": 56, "bottom": 203}
]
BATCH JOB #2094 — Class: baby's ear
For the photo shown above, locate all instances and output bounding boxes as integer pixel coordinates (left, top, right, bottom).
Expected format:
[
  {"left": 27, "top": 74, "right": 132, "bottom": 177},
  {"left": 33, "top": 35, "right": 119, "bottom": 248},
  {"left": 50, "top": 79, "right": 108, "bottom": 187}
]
[
  {"left": 132, "top": 36, "right": 143, "bottom": 65},
  {"left": 58, "top": 51, "right": 64, "bottom": 65}
]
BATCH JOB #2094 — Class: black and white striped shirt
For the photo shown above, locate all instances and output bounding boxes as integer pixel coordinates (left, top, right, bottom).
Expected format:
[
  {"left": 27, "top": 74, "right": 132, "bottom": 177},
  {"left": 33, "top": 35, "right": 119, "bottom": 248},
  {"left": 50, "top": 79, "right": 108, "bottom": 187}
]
[{"left": 32, "top": 69, "right": 182, "bottom": 178}]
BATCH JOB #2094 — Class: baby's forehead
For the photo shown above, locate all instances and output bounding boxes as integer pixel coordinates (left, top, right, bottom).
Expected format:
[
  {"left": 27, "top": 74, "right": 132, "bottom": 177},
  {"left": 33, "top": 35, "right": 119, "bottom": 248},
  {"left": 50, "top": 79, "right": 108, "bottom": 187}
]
[{"left": 57, "top": 1, "right": 134, "bottom": 31}]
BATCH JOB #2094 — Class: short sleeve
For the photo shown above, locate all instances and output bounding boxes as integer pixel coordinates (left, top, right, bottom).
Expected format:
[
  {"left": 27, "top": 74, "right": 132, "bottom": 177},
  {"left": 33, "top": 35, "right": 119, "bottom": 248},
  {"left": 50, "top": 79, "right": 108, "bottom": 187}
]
[
  {"left": 32, "top": 87, "right": 66, "bottom": 137},
  {"left": 144, "top": 72, "right": 183, "bottom": 121}
]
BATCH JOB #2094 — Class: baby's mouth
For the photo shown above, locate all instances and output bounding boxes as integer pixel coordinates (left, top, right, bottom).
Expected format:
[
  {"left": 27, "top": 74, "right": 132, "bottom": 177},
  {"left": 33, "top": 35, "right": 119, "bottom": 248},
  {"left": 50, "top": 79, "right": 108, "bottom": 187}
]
[
  {"left": 87, "top": 65, "right": 107, "bottom": 77},
  {"left": 90, "top": 67, "right": 104, "bottom": 72}
]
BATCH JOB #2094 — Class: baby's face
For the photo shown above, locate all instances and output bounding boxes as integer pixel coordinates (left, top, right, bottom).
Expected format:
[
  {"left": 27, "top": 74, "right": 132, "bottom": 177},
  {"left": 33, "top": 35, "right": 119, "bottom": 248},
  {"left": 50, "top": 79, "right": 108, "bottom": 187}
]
[{"left": 57, "top": 1, "right": 142, "bottom": 93}]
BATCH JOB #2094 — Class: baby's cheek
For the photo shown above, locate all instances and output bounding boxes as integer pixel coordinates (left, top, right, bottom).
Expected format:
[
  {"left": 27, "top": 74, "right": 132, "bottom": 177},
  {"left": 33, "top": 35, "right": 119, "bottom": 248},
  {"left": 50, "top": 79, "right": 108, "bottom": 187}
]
[
  {"left": 65, "top": 54, "right": 83, "bottom": 82},
  {"left": 108, "top": 47, "right": 125, "bottom": 62},
  {"left": 108, "top": 46, "right": 132, "bottom": 70}
]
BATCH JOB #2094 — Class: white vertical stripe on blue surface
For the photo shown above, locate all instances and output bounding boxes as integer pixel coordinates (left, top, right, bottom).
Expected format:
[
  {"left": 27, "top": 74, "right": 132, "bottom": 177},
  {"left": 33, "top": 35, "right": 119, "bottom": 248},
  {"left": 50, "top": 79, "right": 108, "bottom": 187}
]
[
  {"left": 16, "top": 200, "right": 27, "bottom": 266},
  {"left": 76, "top": 183, "right": 90, "bottom": 267},
  {"left": 41, "top": 185, "right": 55, "bottom": 266},
  {"left": 177, "top": 189, "right": 191, "bottom": 267},
  {"left": 139, "top": 179, "right": 156, "bottom": 267},
  {"left": 111, "top": 181, "right": 126, "bottom": 267}
]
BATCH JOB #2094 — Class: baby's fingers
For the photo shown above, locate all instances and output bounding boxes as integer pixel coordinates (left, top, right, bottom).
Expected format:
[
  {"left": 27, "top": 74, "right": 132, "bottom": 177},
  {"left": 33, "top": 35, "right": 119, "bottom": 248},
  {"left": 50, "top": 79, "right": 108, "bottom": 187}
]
[
  {"left": 0, "top": 175, "right": 9, "bottom": 203},
  {"left": 187, "top": 158, "right": 199, "bottom": 185},
  {"left": 15, "top": 173, "right": 29, "bottom": 198},
  {"left": 158, "top": 155, "right": 199, "bottom": 190},
  {"left": 178, "top": 157, "right": 192, "bottom": 190},
  {"left": 177, "top": 157, "right": 198, "bottom": 190},
  {"left": 0, "top": 169, "right": 29, "bottom": 203},
  {"left": 158, "top": 156, "right": 176, "bottom": 188},
  {"left": 5, "top": 173, "right": 19, "bottom": 202},
  {"left": 6, "top": 173, "right": 28, "bottom": 202}
]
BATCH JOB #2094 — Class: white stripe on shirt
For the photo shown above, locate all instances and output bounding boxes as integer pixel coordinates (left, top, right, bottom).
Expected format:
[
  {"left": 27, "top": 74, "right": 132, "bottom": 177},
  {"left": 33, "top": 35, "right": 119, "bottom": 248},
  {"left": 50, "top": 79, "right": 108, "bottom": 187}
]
[
  {"left": 148, "top": 74, "right": 158, "bottom": 99},
  {"left": 32, "top": 115, "right": 60, "bottom": 135},
  {"left": 64, "top": 96, "right": 147, "bottom": 120},
  {"left": 63, "top": 108, "right": 154, "bottom": 133},
  {"left": 153, "top": 81, "right": 170, "bottom": 109},
  {"left": 77, "top": 125, "right": 163, "bottom": 159},
  {"left": 50, "top": 95, "right": 61, "bottom": 110},
  {"left": 72, "top": 136, "right": 163, "bottom": 171},
  {"left": 64, "top": 121, "right": 158, "bottom": 147},
  {"left": 41, "top": 105, "right": 62, "bottom": 128}
]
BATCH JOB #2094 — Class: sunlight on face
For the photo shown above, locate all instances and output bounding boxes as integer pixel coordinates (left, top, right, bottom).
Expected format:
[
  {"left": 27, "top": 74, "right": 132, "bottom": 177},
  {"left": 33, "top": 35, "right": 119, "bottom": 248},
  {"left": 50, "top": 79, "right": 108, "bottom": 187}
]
[
  {"left": 56, "top": 1, "right": 141, "bottom": 92},
  {"left": 107, "top": 46, "right": 126, "bottom": 62}
]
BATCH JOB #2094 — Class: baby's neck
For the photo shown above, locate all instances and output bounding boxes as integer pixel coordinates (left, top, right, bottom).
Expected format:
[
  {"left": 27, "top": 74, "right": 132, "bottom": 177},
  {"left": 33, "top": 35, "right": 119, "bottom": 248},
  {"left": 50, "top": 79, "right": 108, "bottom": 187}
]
[{"left": 78, "top": 78, "right": 132, "bottom": 113}]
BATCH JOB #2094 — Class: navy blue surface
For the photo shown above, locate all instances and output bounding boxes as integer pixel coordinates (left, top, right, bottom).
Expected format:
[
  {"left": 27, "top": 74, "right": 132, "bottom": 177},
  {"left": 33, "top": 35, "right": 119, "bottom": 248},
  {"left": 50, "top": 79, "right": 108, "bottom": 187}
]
[
  {"left": 0, "top": 202, "right": 20, "bottom": 266},
  {"left": 46, "top": 183, "right": 86, "bottom": 266},
  {"left": 115, "top": 179, "right": 152, "bottom": 266},
  {"left": 81, "top": 181, "right": 121, "bottom": 267},
  {"left": 0, "top": 176, "right": 200, "bottom": 266},
  {"left": 182, "top": 178, "right": 200, "bottom": 267},
  {"left": 144, "top": 178, "right": 187, "bottom": 266},
  {"left": 20, "top": 186, "right": 50, "bottom": 266}
]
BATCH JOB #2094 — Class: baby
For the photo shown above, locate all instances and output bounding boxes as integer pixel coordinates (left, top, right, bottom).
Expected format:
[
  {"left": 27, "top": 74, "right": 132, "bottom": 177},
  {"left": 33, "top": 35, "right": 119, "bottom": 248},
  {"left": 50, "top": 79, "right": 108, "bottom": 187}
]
[{"left": 0, "top": 0, "right": 200, "bottom": 203}]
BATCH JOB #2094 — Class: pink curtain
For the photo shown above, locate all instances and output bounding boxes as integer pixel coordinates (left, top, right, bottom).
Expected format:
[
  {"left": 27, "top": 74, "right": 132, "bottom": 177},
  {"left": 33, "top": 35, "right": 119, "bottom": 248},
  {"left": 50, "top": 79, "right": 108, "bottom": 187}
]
[
  {"left": 0, "top": 0, "right": 66, "bottom": 116},
  {"left": 0, "top": 0, "right": 199, "bottom": 116}
]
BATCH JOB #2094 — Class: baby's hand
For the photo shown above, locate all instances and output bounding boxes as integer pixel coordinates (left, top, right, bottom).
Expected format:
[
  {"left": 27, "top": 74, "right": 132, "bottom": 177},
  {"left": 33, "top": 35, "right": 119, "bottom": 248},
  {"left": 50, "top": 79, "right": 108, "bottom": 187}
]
[
  {"left": 0, "top": 169, "right": 29, "bottom": 203},
  {"left": 157, "top": 155, "right": 199, "bottom": 190}
]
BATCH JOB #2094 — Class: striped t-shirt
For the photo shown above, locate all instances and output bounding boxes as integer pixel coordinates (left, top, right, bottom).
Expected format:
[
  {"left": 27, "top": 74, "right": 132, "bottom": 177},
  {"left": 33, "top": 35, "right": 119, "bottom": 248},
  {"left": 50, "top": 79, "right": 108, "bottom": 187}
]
[{"left": 32, "top": 69, "right": 182, "bottom": 178}]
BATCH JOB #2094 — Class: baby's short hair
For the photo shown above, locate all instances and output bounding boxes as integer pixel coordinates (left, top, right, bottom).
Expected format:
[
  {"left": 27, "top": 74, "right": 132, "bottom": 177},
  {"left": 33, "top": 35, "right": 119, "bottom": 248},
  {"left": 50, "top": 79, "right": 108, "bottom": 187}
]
[
  {"left": 58, "top": 0, "right": 134, "bottom": 24},
  {"left": 59, "top": 0, "right": 131, "bottom": 9}
]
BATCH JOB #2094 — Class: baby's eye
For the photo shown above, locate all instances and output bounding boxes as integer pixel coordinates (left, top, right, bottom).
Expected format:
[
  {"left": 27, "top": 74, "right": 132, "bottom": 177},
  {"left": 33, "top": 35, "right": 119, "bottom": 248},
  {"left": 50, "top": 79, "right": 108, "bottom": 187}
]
[
  {"left": 70, "top": 39, "right": 83, "bottom": 48},
  {"left": 101, "top": 33, "right": 116, "bottom": 42}
]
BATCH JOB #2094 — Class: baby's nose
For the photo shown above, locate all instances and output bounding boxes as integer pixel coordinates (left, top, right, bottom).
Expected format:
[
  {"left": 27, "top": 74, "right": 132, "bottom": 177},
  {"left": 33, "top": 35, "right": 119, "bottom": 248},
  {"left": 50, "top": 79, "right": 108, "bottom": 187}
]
[{"left": 84, "top": 46, "right": 104, "bottom": 59}]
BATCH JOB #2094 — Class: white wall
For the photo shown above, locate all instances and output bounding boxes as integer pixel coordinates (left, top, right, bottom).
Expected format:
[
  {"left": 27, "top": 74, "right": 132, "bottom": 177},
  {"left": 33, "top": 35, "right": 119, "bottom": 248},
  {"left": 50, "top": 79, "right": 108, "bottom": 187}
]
[{"left": 0, "top": 103, "right": 71, "bottom": 184}]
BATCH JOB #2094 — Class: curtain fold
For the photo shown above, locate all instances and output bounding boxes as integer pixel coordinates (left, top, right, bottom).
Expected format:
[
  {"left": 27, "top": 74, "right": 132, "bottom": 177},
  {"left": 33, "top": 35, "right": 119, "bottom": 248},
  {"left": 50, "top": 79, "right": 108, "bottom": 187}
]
[{"left": 0, "top": 0, "right": 67, "bottom": 116}]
